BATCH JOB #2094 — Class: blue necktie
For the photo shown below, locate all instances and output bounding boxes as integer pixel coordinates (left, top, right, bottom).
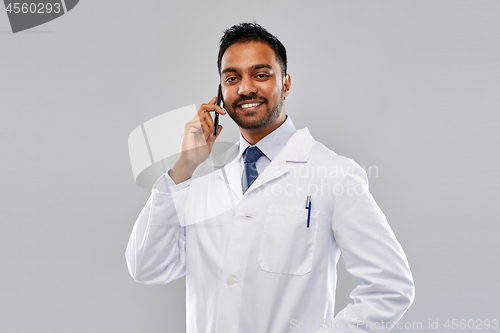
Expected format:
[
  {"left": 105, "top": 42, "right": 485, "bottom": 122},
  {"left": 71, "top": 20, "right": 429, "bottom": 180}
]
[{"left": 243, "top": 146, "right": 263, "bottom": 193}]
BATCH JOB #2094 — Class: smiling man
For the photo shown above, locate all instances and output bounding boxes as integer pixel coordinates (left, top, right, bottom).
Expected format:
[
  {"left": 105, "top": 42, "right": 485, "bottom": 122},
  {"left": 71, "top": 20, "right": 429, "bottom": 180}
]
[
  {"left": 220, "top": 41, "right": 289, "bottom": 137},
  {"left": 126, "top": 23, "right": 414, "bottom": 332}
]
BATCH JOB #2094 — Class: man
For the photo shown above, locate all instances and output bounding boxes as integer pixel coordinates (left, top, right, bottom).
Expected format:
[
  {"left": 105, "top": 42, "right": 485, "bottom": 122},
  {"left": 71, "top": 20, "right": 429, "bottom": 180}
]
[{"left": 126, "top": 23, "right": 414, "bottom": 332}]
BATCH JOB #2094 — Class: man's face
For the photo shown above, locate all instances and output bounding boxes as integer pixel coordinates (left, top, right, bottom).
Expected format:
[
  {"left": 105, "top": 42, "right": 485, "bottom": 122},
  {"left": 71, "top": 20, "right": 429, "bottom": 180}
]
[{"left": 220, "top": 41, "right": 290, "bottom": 131}]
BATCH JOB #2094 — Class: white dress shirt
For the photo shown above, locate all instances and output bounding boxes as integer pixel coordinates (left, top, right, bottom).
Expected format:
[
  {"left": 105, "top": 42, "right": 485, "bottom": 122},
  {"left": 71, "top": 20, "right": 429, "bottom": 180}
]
[{"left": 125, "top": 117, "right": 415, "bottom": 333}]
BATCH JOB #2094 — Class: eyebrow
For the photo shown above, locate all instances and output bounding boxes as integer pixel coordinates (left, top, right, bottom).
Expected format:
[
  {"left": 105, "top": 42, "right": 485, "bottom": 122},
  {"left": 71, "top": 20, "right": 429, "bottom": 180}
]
[
  {"left": 252, "top": 64, "right": 273, "bottom": 71},
  {"left": 221, "top": 63, "right": 273, "bottom": 76},
  {"left": 221, "top": 67, "right": 238, "bottom": 75}
]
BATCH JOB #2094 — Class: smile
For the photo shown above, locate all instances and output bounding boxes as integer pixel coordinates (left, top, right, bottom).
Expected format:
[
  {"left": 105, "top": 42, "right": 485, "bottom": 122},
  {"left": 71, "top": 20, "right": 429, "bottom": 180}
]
[{"left": 240, "top": 102, "right": 263, "bottom": 109}]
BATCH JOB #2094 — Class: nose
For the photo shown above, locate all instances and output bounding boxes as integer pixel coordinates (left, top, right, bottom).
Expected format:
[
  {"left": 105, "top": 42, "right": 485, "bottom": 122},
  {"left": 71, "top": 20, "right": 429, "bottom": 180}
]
[{"left": 237, "top": 75, "right": 257, "bottom": 96}]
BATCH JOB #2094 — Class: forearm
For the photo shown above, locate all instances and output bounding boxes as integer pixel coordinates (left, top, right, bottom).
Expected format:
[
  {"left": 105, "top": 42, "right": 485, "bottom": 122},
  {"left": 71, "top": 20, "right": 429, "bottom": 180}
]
[{"left": 125, "top": 176, "right": 189, "bottom": 284}]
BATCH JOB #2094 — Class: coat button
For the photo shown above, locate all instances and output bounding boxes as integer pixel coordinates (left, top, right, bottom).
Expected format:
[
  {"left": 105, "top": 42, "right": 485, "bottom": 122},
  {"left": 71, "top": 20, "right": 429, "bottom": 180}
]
[{"left": 227, "top": 277, "right": 236, "bottom": 285}]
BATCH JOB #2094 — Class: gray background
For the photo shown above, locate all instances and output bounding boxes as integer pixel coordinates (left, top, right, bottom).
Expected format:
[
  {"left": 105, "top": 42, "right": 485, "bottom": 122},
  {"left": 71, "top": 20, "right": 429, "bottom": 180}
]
[{"left": 1, "top": 1, "right": 499, "bottom": 332}]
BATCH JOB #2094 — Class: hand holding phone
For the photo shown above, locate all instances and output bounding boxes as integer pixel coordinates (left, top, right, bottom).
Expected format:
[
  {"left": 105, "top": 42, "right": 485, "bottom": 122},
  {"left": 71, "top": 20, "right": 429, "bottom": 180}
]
[{"left": 170, "top": 93, "right": 225, "bottom": 184}]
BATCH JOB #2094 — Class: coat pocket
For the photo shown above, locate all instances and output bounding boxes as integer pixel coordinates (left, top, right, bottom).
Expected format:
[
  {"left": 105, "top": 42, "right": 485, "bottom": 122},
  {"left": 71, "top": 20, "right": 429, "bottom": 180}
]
[{"left": 258, "top": 205, "right": 320, "bottom": 275}]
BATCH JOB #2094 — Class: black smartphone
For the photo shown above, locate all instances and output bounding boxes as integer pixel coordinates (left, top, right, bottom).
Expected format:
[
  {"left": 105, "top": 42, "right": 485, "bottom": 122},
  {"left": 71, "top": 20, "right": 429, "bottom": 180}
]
[{"left": 213, "top": 84, "right": 223, "bottom": 135}]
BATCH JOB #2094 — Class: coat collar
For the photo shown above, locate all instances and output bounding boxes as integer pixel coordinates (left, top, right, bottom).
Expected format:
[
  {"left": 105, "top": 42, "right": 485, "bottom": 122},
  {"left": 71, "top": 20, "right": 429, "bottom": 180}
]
[
  {"left": 212, "top": 128, "right": 316, "bottom": 199},
  {"left": 277, "top": 127, "right": 315, "bottom": 163}
]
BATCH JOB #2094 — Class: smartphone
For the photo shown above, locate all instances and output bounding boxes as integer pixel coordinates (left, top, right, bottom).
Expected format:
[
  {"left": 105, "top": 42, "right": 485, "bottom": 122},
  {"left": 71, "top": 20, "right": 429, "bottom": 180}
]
[{"left": 213, "top": 84, "right": 223, "bottom": 135}]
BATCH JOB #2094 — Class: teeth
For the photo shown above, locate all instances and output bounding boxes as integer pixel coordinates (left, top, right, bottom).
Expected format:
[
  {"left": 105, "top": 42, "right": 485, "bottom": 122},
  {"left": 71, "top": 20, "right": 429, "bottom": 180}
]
[{"left": 240, "top": 103, "right": 262, "bottom": 109}]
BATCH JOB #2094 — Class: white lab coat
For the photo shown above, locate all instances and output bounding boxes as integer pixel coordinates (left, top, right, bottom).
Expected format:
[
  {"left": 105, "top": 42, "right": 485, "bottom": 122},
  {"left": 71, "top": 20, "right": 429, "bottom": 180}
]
[{"left": 125, "top": 128, "right": 414, "bottom": 333}]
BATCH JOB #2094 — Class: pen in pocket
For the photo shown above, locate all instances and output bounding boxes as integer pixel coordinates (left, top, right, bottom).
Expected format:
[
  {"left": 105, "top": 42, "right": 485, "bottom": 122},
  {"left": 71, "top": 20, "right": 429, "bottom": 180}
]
[{"left": 305, "top": 195, "right": 311, "bottom": 228}]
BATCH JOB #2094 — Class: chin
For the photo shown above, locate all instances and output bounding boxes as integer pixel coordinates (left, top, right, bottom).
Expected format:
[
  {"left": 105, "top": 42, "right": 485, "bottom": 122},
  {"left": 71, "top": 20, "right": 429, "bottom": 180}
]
[
  {"left": 241, "top": 114, "right": 280, "bottom": 131},
  {"left": 227, "top": 102, "right": 283, "bottom": 131},
  {"left": 240, "top": 122, "right": 267, "bottom": 131}
]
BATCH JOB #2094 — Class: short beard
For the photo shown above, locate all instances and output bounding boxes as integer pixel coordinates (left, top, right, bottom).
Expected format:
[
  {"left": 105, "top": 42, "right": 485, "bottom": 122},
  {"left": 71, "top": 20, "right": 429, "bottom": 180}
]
[{"left": 228, "top": 88, "right": 284, "bottom": 131}]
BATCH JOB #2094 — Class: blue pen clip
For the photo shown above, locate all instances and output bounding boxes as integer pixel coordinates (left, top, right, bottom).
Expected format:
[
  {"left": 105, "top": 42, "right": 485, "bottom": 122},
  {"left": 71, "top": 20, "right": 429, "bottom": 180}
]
[{"left": 305, "top": 195, "right": 311, "bottom": 228}]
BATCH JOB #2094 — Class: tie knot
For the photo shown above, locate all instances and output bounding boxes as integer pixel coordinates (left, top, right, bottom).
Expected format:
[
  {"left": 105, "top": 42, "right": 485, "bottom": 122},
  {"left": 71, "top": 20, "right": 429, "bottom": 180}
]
[{"left": 244, "top": 146, "right": 263, "bottom": 164}]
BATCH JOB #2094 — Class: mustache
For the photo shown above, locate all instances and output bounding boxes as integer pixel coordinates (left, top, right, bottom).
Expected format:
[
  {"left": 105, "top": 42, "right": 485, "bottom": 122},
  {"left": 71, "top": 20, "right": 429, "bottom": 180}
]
[{"left": 232, "top": 94, "right": 268, "bottom": 109}]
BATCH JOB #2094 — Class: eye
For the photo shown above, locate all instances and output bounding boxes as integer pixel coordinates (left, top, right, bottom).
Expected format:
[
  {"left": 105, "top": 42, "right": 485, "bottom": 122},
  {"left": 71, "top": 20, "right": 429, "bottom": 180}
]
[
  {"left": 256, "top": 74, "right": 269, "bottom": 79},
  {"left": 225, "top": 77, "right": 238, "bottom": 84}
]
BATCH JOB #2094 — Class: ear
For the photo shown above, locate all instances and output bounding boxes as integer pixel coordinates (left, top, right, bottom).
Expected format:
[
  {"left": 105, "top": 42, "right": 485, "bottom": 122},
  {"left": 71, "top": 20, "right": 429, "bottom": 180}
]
[{"left": 283, "top": 74, "right": 291, "bottom": 100}]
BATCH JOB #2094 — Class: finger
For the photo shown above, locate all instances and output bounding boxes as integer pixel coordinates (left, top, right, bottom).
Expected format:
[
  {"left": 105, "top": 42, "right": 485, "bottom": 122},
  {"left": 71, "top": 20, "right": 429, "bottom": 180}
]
[
  {"left": 217, "top": 124, "right": 223, "bottom": 135},
  {"left": 198, "top": 97, "right": 217, "bottom": 112},
  {"left": 200, "top": 122, "right": 210, "bottom": 140},
  {"left": 207, "top": 125, "right": 223, "bottom": 143},
  {"left": 199, "top": 104, "right": 226, "bottom": 116},
  {"left": 197, "top": 97, "right": 216, "bottom": 116},
  {"left": 207, "top": 96, "right": 217, "bottom": 105},
  {"left": 214, "top": 105, "right": 227, "bottom": 115},
  {"left": 200, "top": 109, "right": 215, "bottom": 134}
]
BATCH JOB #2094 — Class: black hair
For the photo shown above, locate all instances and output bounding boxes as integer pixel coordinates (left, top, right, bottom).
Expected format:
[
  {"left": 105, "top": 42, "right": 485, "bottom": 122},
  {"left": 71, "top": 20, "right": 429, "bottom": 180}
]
[{"left": 217, "top": 22, "right": 287, "bottom": 77}]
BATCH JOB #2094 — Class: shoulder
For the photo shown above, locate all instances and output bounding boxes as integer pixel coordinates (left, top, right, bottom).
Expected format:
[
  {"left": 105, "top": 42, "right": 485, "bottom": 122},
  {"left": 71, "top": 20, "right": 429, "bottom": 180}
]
[
  {"left": 310, "top": 139, "right": 364, "bottom": 170},
  {"left": 288, "top": 127, "right": 367, "bottom": 179},
  {"left": 309, "top": 139, "right": 368, "bottom": 185}
]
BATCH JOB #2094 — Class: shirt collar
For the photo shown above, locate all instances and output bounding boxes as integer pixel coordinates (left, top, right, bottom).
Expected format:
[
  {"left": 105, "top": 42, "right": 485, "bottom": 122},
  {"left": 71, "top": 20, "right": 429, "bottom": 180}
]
[{"left": 238, "top": 115, "right": 297, "bottom": 161}]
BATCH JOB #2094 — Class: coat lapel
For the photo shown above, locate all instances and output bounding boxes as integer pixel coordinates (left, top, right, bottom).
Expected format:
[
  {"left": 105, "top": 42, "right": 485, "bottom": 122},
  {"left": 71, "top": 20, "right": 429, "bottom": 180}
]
[
  {"left": 212, "top": 142, "right": 242, "bottom": 200},
  {"left": 211, "top": 128, "right": 316, "bottom": 199},
  {"left": 246, "top": 128, "right": 315, "bottom": 195}
]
